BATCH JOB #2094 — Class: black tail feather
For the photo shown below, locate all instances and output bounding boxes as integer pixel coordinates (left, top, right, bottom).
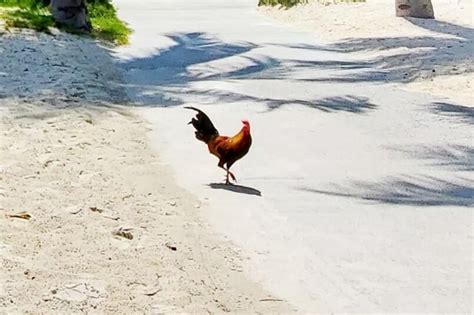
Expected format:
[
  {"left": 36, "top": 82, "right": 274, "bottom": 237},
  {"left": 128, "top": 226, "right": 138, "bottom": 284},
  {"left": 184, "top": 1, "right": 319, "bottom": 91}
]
[{"left": 185, "top": 107, "right": 219, "bottom": 143}]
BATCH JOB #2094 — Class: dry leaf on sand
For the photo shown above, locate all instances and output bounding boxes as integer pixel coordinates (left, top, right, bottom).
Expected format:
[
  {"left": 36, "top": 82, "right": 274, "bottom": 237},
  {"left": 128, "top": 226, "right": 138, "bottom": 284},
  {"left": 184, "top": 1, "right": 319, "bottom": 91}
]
[{"left": 113, "top": 227, "right": 134, "bottom": 240}]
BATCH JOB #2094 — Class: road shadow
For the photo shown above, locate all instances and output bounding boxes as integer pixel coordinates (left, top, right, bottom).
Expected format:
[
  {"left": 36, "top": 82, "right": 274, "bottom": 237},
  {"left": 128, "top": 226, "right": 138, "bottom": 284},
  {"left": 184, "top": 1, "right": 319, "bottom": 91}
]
[
  {"left": 275, "top": 19, "right": 473, "bottom": 83},
  {"left": 115, "top": 32, "right": 262, "bottom": 107},
  {"left": 391, "top": 144, "right": 474, "bottom": 172},
  {"left": 300, "top": 175, "right": 474, "bottom": 207},
  {"left": 114, "top": 32, "right": 379, "bottom": 113},
  {"left": 114, "top": 22, "right": 472, "bottom": 111},
  {"left": 181, "top": 89, "right": 377, "bottom": 113},
  {"left": 303, "top": 95, "right": 376, "bottom": 113},
  {"left": 119, "top": 32, "right": 257, "bottom": 84},
  {"left": 430, "top": 102, "right": 474, "bottom": 125},
  {"left": 209, "top": 183, "right": 262, "bottom": 196},
  {"left": 302, "top": 141, "right": 474, "bottom": 207}
]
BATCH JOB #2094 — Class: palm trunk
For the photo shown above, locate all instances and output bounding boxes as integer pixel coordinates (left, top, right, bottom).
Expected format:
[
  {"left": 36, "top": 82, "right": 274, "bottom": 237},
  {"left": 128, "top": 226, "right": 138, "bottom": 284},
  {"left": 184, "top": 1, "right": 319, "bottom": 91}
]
[
  {"left": 395, "top": 0, "right": 434, "bottom": 18},
  {"left": 50, "top": 0, "right": 91, "bottom": 31}
]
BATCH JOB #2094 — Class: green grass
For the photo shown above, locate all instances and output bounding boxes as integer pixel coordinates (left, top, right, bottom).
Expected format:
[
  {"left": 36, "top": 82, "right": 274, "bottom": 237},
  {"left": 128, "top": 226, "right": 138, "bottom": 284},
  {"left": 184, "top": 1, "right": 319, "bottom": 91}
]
[
  {"left": 0, "top": 0, "right": 130, "bottom": 44},
  {"left": 0, "top": 0, "right": 43, "bottom": 8},
  {"left": 87, "top": 0, "right": 130, "bottom": 45},
  {"left": 1, "top": 7, "right": 54, "bottom": 32}
]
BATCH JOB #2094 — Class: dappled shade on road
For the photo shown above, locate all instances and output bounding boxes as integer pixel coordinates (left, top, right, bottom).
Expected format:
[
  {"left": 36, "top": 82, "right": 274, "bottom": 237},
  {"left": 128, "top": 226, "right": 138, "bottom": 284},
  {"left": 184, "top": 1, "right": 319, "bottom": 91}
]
[
  {"left": 430, "top": 102, "right": 474, "bottom": 125},
  {"left": 300, "top": 175, "right": 474, "bottom": 207}
]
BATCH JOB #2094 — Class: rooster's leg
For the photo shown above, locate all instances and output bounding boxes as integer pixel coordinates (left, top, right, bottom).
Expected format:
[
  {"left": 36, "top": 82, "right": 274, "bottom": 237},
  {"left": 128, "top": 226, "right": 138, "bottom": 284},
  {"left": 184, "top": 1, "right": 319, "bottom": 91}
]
[
  {"left": 218, "top": 161, "right": 231, "bottom": 185},
  {"left": 225, "top": 167, "right": 236, "bottom": 184},
  {"left": 228, "top": 170, "right": 236, "bottom": 181}
]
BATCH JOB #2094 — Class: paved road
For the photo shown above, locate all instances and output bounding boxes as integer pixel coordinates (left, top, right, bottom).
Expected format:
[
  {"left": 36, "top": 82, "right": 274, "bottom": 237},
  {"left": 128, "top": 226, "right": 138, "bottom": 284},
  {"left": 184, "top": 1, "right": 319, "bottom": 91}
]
[{"left": 112, "top": 0, "right": 473, "bottom": 312}]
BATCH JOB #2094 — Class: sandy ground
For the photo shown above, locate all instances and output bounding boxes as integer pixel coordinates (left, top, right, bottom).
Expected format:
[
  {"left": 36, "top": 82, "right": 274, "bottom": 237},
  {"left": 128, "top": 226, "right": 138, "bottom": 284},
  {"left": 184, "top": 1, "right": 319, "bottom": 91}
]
[
  {"left": 0, "top": 29, "right": 293, "bottom": 313},
  {"left": 259, "top": 0, "right": 473, "bottom": 105}
]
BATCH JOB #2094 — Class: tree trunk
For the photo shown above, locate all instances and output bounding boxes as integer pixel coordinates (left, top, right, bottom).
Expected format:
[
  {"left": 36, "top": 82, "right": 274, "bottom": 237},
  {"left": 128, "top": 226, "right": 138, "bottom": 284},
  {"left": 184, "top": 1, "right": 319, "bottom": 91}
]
[
  {"left": 395, "top": 0, "right": 434, "bottom": 18},
  {"left": 50, "top": 0, "right": 91, "bottom": 31}
]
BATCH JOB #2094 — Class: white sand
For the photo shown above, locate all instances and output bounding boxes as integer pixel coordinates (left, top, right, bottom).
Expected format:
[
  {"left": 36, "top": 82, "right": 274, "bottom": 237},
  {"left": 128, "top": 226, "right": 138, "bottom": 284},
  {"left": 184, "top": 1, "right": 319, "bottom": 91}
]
[
  {"left": 259, "top": 0, "right": 473, "bottom": 105},
  {"left": 0, "top": 29, "right": 293, "bottom": 313}
]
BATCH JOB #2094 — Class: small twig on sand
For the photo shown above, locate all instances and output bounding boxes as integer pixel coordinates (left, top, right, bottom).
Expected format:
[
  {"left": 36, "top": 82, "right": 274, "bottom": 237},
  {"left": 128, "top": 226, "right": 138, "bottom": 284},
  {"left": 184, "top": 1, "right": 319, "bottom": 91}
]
[
  {"left": 6, "top": 211, "right": 31, "bottom": 220},
  {"left": 103, "top": 215, "right": 120, "bottom": 221},
  {"left": 122, "top": 194, "right": 133, "bottom": 200},
  {"left": 144, "top": 288, "right": 161, "bottom": 296},
  {"left": 259, "top": 298, "right": 284, "bottom": 302},
  {"left": 70, "top": 208, "right": 83, "bottom": 215},
  {"left": 165, "top": 243, "right": 177, "bottom": 251},
  {"left": 65, "top": 283, "right": 84, "bottom": 290}
]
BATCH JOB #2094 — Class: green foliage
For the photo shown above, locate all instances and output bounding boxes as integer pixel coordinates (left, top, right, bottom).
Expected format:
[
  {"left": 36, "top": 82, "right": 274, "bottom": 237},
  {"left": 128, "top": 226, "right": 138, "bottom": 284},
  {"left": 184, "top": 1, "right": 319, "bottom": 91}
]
[{"left": 0, "top": 0, "right": 130, "bottom": 44}]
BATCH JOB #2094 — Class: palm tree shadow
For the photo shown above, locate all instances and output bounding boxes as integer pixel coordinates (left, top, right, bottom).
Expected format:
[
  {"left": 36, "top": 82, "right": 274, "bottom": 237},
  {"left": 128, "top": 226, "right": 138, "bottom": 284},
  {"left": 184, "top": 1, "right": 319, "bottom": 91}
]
[{"left": 209, "top": 183, "right": 262, "bottom": 196}]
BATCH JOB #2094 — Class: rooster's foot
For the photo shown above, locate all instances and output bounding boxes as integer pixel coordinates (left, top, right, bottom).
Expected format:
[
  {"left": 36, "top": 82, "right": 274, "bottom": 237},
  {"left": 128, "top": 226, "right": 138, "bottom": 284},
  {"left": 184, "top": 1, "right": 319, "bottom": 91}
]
[{"left": 224, "top": 170, "right": 236, "bottom": 185}]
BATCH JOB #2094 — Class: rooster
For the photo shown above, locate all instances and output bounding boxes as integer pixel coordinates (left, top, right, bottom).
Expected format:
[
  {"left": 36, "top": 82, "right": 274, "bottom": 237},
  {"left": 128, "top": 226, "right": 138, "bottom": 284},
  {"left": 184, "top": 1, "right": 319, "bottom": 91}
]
[{"left": 186, "top": 107, "right": 252, "bottom": 184}]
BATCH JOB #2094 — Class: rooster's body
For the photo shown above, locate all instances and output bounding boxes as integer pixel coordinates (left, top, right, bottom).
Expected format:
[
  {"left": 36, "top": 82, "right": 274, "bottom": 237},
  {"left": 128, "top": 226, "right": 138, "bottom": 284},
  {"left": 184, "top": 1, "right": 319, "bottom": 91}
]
[{"left": 186, "top": 107, "right": 252, "bottom": 184}]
